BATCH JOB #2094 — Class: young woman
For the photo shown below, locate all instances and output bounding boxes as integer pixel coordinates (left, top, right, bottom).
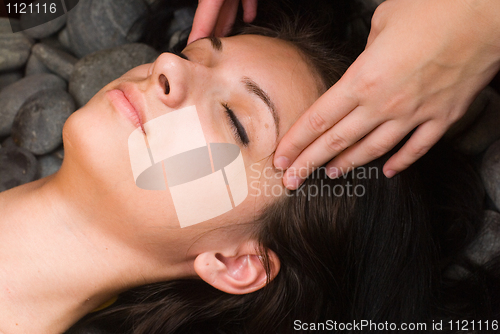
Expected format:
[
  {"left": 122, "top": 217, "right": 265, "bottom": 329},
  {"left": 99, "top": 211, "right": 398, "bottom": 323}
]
[
  {"left": 0, "top": 16, "right": 349, "bottom": 333},
  {"left": 1, "top": 10, "right": 499, "bottom": 334}
]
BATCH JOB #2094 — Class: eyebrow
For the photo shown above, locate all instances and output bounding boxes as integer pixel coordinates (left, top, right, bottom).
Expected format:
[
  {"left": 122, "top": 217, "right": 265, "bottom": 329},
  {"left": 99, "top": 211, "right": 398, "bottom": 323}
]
[
  {"left": 242, "top": 77, "right": 280, "bottom": 140},
  {"left": 201, "top": 36, "right": 223, "bottom": 52}
]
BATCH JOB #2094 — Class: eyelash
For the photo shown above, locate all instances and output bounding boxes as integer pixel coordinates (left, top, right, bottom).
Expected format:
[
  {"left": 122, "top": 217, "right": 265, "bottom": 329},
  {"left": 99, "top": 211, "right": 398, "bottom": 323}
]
[
  {"left": 223, "top": 103, "right": 249, "bottom": 146},
  {"left": 172, "top": 50, "right": 189, "bottom": 60}
]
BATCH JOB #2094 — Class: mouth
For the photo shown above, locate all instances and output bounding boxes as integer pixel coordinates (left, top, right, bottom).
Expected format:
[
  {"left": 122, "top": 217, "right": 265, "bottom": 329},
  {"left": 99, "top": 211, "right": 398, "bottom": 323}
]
[{"left": 106, "top": 86, "right": 145, "bottom": 134}]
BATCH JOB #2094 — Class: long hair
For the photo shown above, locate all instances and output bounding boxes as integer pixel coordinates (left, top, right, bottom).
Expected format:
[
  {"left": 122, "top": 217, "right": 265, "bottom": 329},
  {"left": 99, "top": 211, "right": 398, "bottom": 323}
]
[
  {"left": 253, "top": 140, "right": 500, "bottom": 333},
  {"left": 67, "top": 2, "right": 500, "bottom": 334}
]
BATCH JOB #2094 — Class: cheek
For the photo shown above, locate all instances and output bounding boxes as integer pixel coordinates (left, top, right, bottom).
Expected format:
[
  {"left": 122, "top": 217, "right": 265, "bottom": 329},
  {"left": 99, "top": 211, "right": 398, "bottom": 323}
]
[
  {"left": 121, "top": 63, "right": 152, "bottom": 81},
  {"left": 129, "top": 105, "right": 252, "bottom": 229},
  {"left": 247, "top": 162, "right": 287, "bottom": 202}
]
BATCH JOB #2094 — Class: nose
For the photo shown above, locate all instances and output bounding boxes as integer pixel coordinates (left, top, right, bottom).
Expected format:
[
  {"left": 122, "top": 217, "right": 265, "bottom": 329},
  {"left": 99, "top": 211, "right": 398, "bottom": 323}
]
[{"left": 149, "top": 52, "right": 191, "bottom": 109}]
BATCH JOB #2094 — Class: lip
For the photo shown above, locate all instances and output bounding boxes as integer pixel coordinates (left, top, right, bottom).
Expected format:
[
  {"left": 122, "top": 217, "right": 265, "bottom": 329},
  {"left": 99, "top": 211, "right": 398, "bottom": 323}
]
[{"left": 106, "top": 86, "right": 145, "bottom": 133}]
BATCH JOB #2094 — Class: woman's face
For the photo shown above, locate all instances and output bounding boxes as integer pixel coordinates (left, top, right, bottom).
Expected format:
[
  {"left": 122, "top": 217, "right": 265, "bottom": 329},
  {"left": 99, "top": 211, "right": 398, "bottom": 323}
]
[{"left": 61, "top": 34, "right": 320, "bottom": 244}]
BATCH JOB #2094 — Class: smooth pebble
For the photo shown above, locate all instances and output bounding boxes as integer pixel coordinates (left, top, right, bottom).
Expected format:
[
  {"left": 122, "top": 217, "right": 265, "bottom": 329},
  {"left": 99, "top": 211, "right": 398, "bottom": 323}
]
[
  {"left": 0, "top": 73, "right": 67, "bottom": 136},
  {"left": 11, "top": 89, "right": 75, "bottom": 155},
  {"left": 0, "top": 145, "right": 38, "bottom": 192},
  {"left": 457, "top": 87, "right": 500, "bottom": 155},
  {"left": 0, "top": 19, "right": 34, "bottom": 71},
  {"left": 32, "top": 43, "right": 78, "bottom": 80},
  {"left": 481, "top": 139, "right": 500, "bottom": 211},
  {"left": 69, "top": 43, "right": 159, "bottom": 107},
  {"left": 20, "top": 0, "right": 67, "bottom": 39},
  {"left": 66, "top": 0, "right": 147, "bottom": 58}
]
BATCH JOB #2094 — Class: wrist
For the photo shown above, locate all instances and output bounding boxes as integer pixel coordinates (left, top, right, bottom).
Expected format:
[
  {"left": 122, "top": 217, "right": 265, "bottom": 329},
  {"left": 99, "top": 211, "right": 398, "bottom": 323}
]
[{"left": 461, "top": 0, "right": 500, "bottom": 49}]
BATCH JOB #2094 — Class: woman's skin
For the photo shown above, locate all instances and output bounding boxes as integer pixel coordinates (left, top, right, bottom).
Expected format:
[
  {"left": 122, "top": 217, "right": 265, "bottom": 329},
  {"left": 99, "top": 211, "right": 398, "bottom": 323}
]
[{"left": 0, "top": 35, "right": 320, "bottom": 334}]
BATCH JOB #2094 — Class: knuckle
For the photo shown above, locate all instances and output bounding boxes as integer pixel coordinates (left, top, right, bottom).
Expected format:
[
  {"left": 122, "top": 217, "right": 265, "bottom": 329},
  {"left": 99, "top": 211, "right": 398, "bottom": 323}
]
[
  {"left": 285, "top": 139, "right": 304, "bottom": 155},
  {"left": 366, "top": 141, "right": 390, "bottom": 158},
  {"left": 371, "top": 2, "right": 388, "bottom": 30},
  {"left": 308, "top": 111, "right": 330, "bottom": 134},
  {"left": 448, "top": 108, "right": 465, "bottom": 124},
  {"left": 331, "top": 156, "right": 350, "bottom": 170},
  {"left": 378, "top": 93, "right": 417, "bottom": 120},
  {"left": 408, "top": 142, "right": 432, "bottom": 159},
  {"left": 357, "top": 74, "right": 380, "bottom": 99},
  {"left": 324, "top": 133, "right": 348, "bottom": 154},
  {"left": 370, "top": 13, "right": 383, "bottom": 32}
]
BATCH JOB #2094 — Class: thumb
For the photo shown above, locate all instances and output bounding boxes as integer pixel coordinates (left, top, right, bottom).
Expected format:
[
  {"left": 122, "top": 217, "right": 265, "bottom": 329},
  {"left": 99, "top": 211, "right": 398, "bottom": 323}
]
[{"left": 188, "top": 0, "right": 226, "bottom": 44}]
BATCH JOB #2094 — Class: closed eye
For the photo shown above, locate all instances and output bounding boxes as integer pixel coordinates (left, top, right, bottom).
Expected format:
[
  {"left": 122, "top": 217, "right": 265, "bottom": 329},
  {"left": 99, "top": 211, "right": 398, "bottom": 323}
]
[{"left": 223, "top": 103, "right": 249, "bottom": 146}]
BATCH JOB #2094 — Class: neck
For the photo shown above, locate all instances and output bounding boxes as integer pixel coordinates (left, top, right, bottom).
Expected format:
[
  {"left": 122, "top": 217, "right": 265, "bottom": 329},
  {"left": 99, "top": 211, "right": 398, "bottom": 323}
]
[{"left": 0, "top": 161, "right": 189, "bottom": 334}]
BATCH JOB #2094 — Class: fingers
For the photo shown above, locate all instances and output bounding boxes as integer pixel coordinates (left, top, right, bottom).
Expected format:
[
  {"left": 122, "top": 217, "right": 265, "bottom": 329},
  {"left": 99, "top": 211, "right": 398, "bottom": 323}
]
[
  {"left": 382, "top": 121, "right": 448, "bottom": 177},
  {"left": 188, "top": 0, "right": 257, "bottom": 44},
  {"left": 326, "top": 120, "right": 412, "bottom": 178},
  {"left": 282, "top": 107, "right": 382, "bottom": 189},
  {"left": 187, "top": 0, "right": 226, "bottom": 44},
  {"left": 241, "top": 0, "right": 258, "bottom": 23},
  {"left": 274, "top": 81, "right": 358, "bottom": 171},
  {"left": 214, "top": 0, "right": 240, "bottom": 37},
  {"left": 282, "top": 119, "right": 445, "bottom": 189}
]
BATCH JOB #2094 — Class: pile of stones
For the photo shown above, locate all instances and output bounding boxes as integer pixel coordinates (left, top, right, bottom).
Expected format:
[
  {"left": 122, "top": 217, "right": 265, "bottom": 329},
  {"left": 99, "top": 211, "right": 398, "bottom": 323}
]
[{"left": 0, "top": 0, "right": 195, "bottom": 192}]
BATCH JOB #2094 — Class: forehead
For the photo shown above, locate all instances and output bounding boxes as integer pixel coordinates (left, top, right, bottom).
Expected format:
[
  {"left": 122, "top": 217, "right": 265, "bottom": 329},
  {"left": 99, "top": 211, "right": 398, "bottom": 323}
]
[{"left": 191, "top": 34, "right": 321, "bottom": 134}]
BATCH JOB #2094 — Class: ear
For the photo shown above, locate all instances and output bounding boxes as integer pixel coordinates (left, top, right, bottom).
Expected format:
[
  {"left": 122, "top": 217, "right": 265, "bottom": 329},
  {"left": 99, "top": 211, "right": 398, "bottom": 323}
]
[{"left": 193, "top": 240, "right": 280, "bottom": 295}]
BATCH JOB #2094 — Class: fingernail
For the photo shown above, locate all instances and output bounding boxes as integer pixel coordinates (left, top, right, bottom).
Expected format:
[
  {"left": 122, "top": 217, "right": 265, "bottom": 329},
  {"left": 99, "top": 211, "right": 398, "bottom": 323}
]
[
  {"left": 328, "top": 167, "right": 339, "bottom": 179},
  {"left": 385, "top": 170, "right": 397, "bottom": 178},
  {"left": 285, "top": 175, "right": 302, "bottom": 190},
  {"left": 274, "top": 156, "right": 290, "bottom": 170}
]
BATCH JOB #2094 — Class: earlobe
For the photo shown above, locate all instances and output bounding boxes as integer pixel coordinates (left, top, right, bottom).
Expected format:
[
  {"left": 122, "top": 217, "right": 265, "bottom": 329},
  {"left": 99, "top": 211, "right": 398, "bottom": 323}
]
[{"left": 194, "top": 243, "right": 280, "bottom": 295}]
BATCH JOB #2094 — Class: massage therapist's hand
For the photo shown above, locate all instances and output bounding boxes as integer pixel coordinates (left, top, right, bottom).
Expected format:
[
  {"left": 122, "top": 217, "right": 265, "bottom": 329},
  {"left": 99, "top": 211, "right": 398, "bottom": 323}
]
[
  {"left": 274, "top": 0, "right": 500, "bottom": 189},
  {"left": 187, "top": 0, "right": 258, "bottom": 44}
]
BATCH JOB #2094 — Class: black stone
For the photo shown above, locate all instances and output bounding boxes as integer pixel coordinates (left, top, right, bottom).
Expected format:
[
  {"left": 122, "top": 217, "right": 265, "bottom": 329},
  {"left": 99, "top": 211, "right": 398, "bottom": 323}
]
[
  {"left": 69, "top": 43, "right": 159, "bottom": 107},
  {"left": 66, "top": 0, "right": 147, "bottom": 58},
  {"left": 0, "top": 70, "right": 23, "bottom": 92},
  {"left": 167, "top": 7, "right": 195, "bottom": 42},
  {"left": 53, "top": 146, "right": 64, "bottom": 160},
  {"left": 25, "top": 53, "right": 51, "bottom": 76},
  {"left": 37, "top": 152, "right": 63, "bottom": 179},
  {"left": 457, "top": 87, "right": 500, "bottom": 155},
  {"left": 0, "top": 145, "right": 38, "bottom": 192},
  {"left": 0, "top": 19, "right": 34, "bottom": 71},
  {"left": 40, "top": 35, "right": 74, "bottom": 54},
  {"left": 57, "top": 27, "right": 72, "bottom": 51},
  {"left": 11, "top": 89, "right": 75, "bottom": 155},
  {"left": 0, "top": 73, "right": 67, "bottom": 136},
  {"left": 481, "top": 139, "right": 500, "bottom": 211},
  {"left": 465, "top": 210, "right": 500, "bottom": 265},
  {"left": 1, "top": 137, "right": 17, "bottom": 148},
  {"left": 446, "top": 87, "right": 492, "bottom": 138},
  {"left": 32, "top": 43, "right": 78, "bottom": 80},
  {"left": 20, "top": 0, "right": 67, "bottom": 39}
]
